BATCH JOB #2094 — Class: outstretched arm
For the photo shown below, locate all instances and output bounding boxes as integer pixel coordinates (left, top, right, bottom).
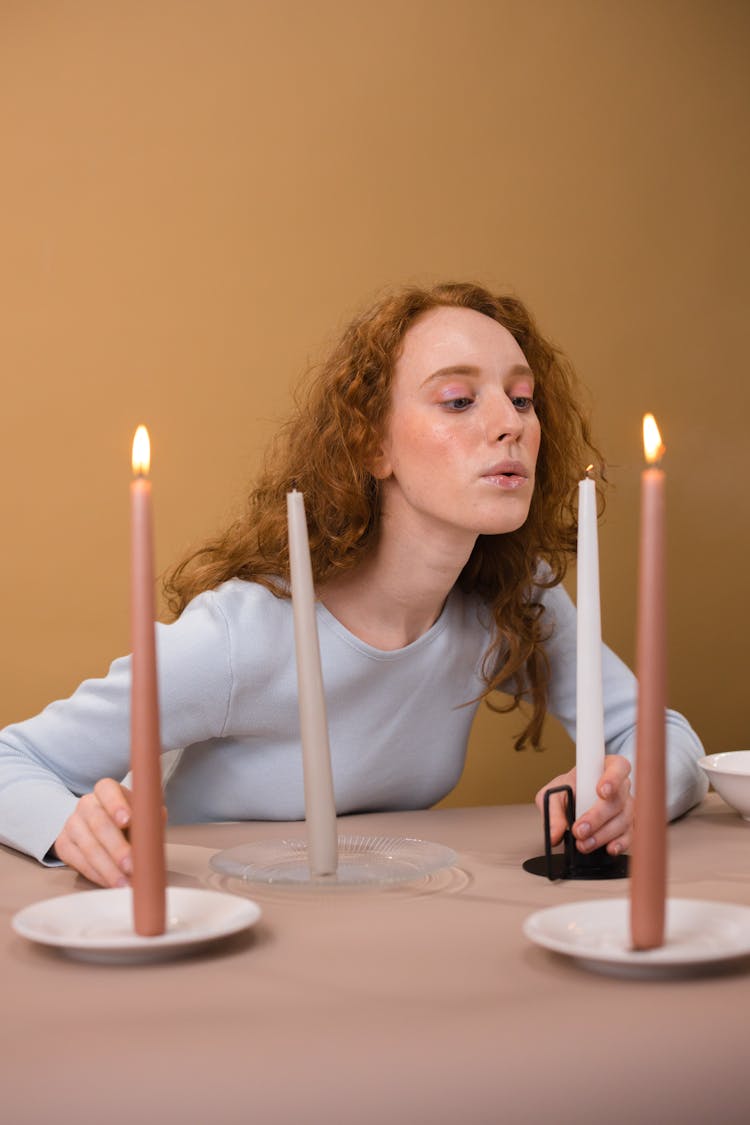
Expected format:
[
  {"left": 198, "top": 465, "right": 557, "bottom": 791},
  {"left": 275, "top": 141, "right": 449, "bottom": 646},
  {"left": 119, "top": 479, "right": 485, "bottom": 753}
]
[
  {"left": 0, "top": 588, "right": 233, "bottom": 868},
  {"left": 539, "top": 579, "right": 708, "bottom": 820}
]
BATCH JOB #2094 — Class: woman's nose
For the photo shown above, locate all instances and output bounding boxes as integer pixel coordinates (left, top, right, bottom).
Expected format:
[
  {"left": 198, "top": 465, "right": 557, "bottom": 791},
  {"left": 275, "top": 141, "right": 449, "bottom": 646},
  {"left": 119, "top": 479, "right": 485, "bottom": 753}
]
[{"left": 486, "top": 392, "right": 523, "bottom": 443}]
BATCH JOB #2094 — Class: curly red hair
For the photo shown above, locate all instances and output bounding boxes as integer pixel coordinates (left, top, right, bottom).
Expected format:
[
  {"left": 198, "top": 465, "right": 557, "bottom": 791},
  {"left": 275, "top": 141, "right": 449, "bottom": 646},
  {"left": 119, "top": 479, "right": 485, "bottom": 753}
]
[{"left": 165, "top": 283, "right": 602, "bottom": 748}]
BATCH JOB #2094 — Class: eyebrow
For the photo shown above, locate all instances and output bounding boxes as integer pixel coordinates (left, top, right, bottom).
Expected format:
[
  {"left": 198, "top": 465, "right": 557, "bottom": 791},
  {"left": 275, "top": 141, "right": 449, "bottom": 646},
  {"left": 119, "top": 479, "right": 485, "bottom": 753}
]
[{"left": 419, "top": 363, "right": 534, "bottom": 388}]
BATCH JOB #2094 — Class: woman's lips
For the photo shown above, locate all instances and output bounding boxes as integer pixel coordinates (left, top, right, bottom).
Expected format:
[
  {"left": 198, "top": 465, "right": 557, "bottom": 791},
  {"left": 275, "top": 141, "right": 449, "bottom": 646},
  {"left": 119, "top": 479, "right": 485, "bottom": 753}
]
[{"left": 481, "top": 461, "right": 529, "bottom": 489}]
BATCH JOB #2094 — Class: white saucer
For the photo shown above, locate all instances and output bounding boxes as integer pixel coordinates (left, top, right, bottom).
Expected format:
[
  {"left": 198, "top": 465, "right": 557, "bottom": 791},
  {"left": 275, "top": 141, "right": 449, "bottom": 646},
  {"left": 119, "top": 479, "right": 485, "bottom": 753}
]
[
  {"left": 210, "top": 835, "right": 457, "bottom": 888},
  {"left": 523, "top": 898, "right": 750, "bottom": 978},
  {"left": 12, "top": 886, "right": 261, "bottom": 964}
]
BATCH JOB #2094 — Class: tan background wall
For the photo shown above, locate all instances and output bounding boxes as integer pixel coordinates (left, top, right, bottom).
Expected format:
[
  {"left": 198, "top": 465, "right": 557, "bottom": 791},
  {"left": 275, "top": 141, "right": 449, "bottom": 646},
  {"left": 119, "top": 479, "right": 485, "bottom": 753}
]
[{"left": 1, "top": 1, "right": 748, "bottom": 809}]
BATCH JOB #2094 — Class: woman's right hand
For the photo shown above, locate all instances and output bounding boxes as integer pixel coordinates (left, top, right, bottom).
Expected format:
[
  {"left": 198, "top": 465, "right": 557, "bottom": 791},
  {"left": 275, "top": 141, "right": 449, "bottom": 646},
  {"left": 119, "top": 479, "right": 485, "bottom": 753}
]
[{"left": 53, "top": 778, "right": 135, "bottom": 887}]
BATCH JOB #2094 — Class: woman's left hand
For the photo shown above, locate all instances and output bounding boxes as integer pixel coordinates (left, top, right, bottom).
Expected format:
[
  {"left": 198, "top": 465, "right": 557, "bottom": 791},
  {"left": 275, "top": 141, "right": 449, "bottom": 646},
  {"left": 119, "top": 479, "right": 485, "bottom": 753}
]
[{"left": 535, "top": 754, "right": 633, "bottom": 856}]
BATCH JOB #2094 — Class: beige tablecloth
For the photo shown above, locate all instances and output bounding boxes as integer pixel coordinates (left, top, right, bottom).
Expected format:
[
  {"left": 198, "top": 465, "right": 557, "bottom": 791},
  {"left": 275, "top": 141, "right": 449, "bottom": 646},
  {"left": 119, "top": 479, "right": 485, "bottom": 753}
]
[{"left": 3, "top": 794, "right": 749, "bottom": 1125}]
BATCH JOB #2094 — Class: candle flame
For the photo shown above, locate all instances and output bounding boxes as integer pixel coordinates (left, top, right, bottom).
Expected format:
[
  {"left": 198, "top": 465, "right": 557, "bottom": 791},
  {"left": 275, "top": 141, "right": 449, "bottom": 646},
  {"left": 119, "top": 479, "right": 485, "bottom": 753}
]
[
  {"left": 642, "top": 414, "right": 665, "bottom": 464},
  {"left": 132, "top": 425, "right": 151, "bottom": 476},
  {"left": 585, "top": 464, "right": 594, "bottom": 478}
]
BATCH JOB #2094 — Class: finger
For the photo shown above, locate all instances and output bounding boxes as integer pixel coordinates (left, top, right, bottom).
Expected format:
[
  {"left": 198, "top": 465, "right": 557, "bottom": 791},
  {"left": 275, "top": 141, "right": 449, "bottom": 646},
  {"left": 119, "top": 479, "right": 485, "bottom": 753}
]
[
  {"left": 596, "top": 755, "right": 631, "bottom": 800},
  {"left": 84, "top": 797, "right": 133, "bottom": 875},
  {"left": 574, "top": 776, "right": 631, "bottom": 838},
  {"left": 55, "top": 825, "right": 127, "bottom": 889},
  {"left": 606, "top": 820, "right": 633, "bottom": 856},
  {"left": 535, "top": 781, "right": 572, "bottom": 845},
  {"left": 575, "top": 804, "right": 633, "bottom": 853},
  {"left": 113, "top": 782, "right": 168, "bottom": 825},
  {"left": 547, "top": 791, "right": 572, "bottom": 845},
  {"left": 53, "top": 834, "right": 103, "bottom": 886},
  {"left": 69, "top": 793, "right": 131, "bottom": 879},
  {"left": 596, "top": 809, "right": 633, "bottom": 857},
  {"left": 94, "top": 777, "right": 132, "bottom": 830},
  {"left": 575, "top": 790, "right": 634, "bottom": 852}
]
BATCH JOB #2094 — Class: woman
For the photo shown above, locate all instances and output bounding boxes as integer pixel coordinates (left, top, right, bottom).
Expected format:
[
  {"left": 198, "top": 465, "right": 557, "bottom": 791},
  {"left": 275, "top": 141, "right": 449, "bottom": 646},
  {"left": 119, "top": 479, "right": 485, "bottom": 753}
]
[{"left": 0, "top": 283, "right": 707, "bottom": 886}]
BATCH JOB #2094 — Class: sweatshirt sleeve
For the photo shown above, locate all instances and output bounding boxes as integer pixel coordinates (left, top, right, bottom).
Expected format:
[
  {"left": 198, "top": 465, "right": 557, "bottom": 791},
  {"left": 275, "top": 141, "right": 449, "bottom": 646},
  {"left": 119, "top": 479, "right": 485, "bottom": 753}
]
[
  {"left": 539, "top": 580, "right": 708, "bottom": 820},
  {"left": 0, "top": 589, "right": 234, "bottom": 864}
]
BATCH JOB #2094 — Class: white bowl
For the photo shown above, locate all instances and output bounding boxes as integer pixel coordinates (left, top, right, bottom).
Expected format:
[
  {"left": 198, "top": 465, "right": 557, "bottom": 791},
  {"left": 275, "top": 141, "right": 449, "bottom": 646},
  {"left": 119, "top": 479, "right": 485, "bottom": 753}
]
[{"left": 698, "top": 752, "right": 750, "bottom": 820}]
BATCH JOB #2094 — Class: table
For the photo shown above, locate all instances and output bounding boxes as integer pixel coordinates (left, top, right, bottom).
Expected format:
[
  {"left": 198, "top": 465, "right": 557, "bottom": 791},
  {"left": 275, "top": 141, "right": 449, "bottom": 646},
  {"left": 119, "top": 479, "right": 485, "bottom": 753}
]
[{"left": 3, "top": 794, "right": 749, "bottom": 1124}]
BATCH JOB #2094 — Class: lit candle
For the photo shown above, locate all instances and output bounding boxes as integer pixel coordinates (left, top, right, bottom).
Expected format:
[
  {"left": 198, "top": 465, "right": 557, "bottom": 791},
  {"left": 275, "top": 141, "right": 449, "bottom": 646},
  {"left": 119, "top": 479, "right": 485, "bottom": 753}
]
[
  {"left": 286, "top": 489, "right": 338, "bottom": 876},
  {"left": 575, "top": 466, "right": 605, "bottom": 818},
  {"left": 130, "top": 424, "right": 166, "bottom": 935},
  {"left": 630, "top": 413, "right": 667, "bottom": 950}
]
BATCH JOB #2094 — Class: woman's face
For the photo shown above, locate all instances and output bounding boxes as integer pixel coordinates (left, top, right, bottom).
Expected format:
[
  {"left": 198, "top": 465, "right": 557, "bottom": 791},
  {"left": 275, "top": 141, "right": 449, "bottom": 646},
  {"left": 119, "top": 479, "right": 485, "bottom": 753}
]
[{"left": 376, "top": 306, "right": 541, "bottom": 550}]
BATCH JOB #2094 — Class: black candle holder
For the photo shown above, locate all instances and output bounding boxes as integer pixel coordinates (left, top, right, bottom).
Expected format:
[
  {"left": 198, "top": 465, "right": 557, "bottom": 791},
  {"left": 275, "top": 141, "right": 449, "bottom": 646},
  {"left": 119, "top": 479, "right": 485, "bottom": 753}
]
[{"left": 522, "top": 784, "right": 629, "bottom": 880}]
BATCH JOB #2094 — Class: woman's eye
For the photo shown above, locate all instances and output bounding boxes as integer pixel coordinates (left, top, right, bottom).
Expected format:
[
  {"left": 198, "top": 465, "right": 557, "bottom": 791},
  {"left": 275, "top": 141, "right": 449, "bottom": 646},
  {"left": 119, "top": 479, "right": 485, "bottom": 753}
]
[
  {"left": 443, "top": 397, "right": 474, "bottom": 411},
  {"left": 511, "top": 396, "right": 534, "bottom": 412}
]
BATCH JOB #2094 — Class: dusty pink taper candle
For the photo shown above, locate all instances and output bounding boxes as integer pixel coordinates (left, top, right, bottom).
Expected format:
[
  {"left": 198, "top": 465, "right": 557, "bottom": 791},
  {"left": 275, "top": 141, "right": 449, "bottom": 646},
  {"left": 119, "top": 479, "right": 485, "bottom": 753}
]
[
  {"left": 630, "top": 413, "right": 667, "bottom": 951},
  {"left": 130, "top": 425, "right": 166, "bottom": 936}
]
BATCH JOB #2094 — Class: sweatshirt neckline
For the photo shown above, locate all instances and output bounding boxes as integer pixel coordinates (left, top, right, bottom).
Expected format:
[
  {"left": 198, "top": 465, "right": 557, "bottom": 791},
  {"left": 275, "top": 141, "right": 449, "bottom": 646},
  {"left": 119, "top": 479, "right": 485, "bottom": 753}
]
[{"left": 316, "top": 589, "right": 457, "bottom": 660}]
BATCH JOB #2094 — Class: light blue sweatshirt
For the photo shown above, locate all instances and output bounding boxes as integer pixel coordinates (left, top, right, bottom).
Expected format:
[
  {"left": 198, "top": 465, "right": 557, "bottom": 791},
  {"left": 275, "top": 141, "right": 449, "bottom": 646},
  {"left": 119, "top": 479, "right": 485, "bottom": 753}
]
[{"left": 0, "top": 576, "right": 707, "bottom": 863}]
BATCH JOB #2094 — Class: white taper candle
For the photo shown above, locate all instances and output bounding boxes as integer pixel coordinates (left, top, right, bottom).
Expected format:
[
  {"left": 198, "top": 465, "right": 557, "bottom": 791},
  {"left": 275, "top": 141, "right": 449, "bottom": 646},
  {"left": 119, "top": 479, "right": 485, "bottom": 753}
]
[
  {"left": 575, "top": 471, "right": 606, "bottom": 818},
  {"left": 287, "top": 489, "right": 338, "bottom": 876}
]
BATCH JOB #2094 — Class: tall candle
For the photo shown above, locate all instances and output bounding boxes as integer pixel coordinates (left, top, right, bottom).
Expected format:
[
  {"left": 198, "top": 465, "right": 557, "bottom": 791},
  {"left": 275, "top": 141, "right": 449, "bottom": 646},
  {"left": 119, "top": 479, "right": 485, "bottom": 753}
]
[
  {"left": 630, "top": 413, "right": 667, "bottom": 950},
  {"left": 575, "top": 468, "right": 605, "bottom": 817},
  {"left": 286, "top": 489, "right": 338, "bottom": 876},
  {"left": 130, "top": 424, "right": 166, "bottom": 935}
]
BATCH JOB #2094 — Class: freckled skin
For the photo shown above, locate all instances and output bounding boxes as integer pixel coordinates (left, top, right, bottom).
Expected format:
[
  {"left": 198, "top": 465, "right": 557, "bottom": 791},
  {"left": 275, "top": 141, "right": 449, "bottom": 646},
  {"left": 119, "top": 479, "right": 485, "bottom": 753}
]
[{"left": 376, "top": 306, "right": 541, "bottom": 553}]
